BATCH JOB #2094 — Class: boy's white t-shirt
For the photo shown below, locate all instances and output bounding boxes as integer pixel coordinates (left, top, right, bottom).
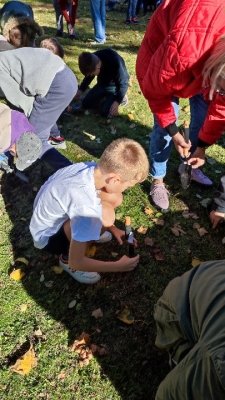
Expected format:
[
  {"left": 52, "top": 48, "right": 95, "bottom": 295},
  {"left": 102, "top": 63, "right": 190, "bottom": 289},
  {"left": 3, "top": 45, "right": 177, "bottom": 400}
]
[{"left": 30, "top": 162, "right": 103, "bottom": 249}]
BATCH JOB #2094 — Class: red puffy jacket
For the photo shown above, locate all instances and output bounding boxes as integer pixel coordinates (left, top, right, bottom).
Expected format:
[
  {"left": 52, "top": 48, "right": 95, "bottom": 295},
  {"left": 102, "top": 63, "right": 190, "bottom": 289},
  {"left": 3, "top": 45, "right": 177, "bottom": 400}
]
[{"left": 136, "top": 0, "right": 225, "bottom": 145}]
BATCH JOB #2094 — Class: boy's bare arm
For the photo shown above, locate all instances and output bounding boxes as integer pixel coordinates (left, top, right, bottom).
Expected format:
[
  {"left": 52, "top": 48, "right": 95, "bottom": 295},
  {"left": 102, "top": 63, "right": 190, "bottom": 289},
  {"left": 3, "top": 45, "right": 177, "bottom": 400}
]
[{"left": 69, "top": 239, "right": 139, "bottom": 273}]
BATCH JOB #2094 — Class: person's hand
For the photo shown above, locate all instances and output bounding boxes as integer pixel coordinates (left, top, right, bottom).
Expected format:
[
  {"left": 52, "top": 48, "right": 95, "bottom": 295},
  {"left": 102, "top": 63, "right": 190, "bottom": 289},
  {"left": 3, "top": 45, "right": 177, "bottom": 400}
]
[
  {"left": 109, "top": 101, "right": 119, "bottom": 116},
  {"left": 109, "top": 226, "right": 138, "bottom": 247},
  {"left": 68, "top": 23, "right": 74, "bottom": 35},
  {"left": 74, "top": 89, "right": 83, "bottom": 101},
  {"left": 188, "top": 147, "right": 206, "bottom": 168},
  {"left": 115, "top": 254, "right": 140, "bottom": 271},
  {"left": 210, "top": 210, "right": 225, "bottom": 229},
  {"left": 172, "top": 132, "right": 191, "bottom": 157}
]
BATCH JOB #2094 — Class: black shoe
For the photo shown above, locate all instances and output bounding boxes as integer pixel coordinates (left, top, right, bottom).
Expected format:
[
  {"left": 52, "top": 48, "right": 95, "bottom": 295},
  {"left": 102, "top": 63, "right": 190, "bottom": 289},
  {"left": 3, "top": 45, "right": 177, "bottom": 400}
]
[
  {"left": 56, "top": 31, "right": 63, "bottom": 38},
  {"left": 69, "top": 34, "right": 77, "bottom": 41}
]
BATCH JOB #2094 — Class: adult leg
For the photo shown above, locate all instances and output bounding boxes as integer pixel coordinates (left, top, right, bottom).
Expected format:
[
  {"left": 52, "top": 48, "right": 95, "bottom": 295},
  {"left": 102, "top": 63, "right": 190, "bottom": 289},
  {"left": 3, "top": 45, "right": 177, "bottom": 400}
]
[
  {"left": 149, "top": 97, "right": 179, "bottom": 211},
  {"left": 126, "top": 0, "right": 132, "bottom": 19},
  {"left": 100, "top": 0, "right": 106, "bottom": 38},
  {"left": 53, "top": 0, "right": 63, "bottom": 36},
  {"left": 188, "top": 94, "right": 212, "bottom": 186},
  {"left": 90, "top": 0, "right": 106, "bottom": 42}
]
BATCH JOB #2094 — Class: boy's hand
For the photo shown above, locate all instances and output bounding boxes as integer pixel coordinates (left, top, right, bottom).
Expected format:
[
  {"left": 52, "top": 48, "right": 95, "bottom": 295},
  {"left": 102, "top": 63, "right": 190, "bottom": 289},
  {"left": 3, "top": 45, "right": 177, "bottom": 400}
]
[
  {"left": 189, "top": 147, "right": 206, "bottom": 168},
  {"left": 109, "top": 101, "right": 119, "bottom": 116},
  {"left": 210, "top": 210, "right": 225, "bottom": 229},
  {"left": 172, "top": 132, "right": 191, "bottom": 157},
  {"left": 116, "top": 254, "right": 140, "bottom": 271},
  {"left": 74, "top": 89, "right": 83, "bottom": 101},
  {"left": 108, "top": 226, "right": 138, "bottom": 246}
]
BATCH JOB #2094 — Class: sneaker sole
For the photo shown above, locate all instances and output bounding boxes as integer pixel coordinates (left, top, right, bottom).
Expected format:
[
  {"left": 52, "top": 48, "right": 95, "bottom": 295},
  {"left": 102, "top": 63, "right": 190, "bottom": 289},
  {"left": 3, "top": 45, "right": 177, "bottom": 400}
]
[{"left": 48, "top": 141, "right": 67, "bottom": 150}]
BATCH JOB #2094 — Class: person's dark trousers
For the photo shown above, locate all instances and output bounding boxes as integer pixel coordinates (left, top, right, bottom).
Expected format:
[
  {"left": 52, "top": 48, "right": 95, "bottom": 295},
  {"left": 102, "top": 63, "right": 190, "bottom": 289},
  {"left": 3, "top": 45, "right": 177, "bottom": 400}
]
[
  {"left": 136, "top": 0, "right": 148, "bottom": 15},
  {"left": 41, "top": 148, "right": 72, "bottom": 171},
  {"left": 82, "top": 84, "right": 116, "bottom": 117}
]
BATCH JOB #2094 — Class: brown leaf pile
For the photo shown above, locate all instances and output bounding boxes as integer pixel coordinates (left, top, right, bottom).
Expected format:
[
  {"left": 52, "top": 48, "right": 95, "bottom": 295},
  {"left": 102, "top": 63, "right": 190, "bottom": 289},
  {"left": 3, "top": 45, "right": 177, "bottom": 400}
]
[{"left": 71, "top": 332, "right": 106, "bottom": 367}]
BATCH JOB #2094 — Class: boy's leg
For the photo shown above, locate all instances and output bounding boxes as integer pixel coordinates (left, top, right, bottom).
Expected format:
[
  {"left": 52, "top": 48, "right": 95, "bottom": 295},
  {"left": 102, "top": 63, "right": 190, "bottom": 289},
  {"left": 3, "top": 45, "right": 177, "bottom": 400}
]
[
  {"left": 101, "top": 86, "right": 117, "bottom": 117},
  {"left": 82, "top": 84, "right": 106, "bottom": 110},
  {"left": 29, "top": 66, "right": 77, "bottom": 168}
]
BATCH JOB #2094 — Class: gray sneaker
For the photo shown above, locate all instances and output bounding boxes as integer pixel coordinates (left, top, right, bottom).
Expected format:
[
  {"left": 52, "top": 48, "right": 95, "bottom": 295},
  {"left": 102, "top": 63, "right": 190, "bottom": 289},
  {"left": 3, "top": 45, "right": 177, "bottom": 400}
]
[
  {"left": 150, "top": 183, "right": 169, "bottom": 211},
  {"left": 59, "top": 255, "right": 101, "bottom": 284}
]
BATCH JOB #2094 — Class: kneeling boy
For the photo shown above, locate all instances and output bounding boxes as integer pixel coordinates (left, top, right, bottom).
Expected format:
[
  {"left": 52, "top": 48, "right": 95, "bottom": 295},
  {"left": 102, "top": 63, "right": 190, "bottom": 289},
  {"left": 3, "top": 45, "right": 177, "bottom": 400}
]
[
  {"left": 30, "top": 138, "right": 149, "bottom": 284},
  {"left": 74, "top": 48, "right": 129, "bottom": 118}
]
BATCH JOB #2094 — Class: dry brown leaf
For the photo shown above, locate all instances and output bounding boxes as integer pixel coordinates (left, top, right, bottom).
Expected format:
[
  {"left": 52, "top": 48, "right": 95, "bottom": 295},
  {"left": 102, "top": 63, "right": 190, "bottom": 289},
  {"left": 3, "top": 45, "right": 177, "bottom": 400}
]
[
  {"left": 197, "top": 227, "right": 208, "bottom": 237},
  {"left": 137, "top": 226, "right": 148, "bottom": 234},
  {"left": 193, "top": 223, "right": 201, "bottom": 229},
  {"left": 154, "top": 252, "right": 165, "bottom": 261},
  {"left": 10, "top": 345, "right": 38, "bottom": 375},
  {"left": 10, "top": 269, "right": 25, "bottom": 281},
  {"left": 91, "top": 308, "right": 103, "bottom": 319},
  {"left": 174, "top": 224, "right": 186, "bottom": 235},
  {"left": 111, "top": 252, "right": 118, "bottom": 257},
  {"left": 144, "top": 206, "right": 154, "bottom": 216},
  {"left": 71, "top": 332, "right": 90, "bottom": 351},
  {"left": 34, "top": 328, "right": 43, "bottom": 337},
  {"left": 85, "top": 245, "right": 96, "bottom": 257},
  {"left": 68, "top": 299, "right": 77, "bottom": 308},
  {"left": 152, "top": 218, "right": 164, "bottom": 226},
  {"left": 170, "top": 227, "right": 180, "bottom": 236},
  {"left": 144, "top": 237, "right": 154, "bottom": 246}
]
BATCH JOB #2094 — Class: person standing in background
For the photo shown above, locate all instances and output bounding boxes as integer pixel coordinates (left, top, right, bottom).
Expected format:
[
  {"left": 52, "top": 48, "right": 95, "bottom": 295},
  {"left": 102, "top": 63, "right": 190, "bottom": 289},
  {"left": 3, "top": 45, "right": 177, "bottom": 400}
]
[
  {"left": 53, "top": 0, "right": 78, "bottom": 40},
  {"left": 89, "top": 0, "right": 106, "bottom": 45}
]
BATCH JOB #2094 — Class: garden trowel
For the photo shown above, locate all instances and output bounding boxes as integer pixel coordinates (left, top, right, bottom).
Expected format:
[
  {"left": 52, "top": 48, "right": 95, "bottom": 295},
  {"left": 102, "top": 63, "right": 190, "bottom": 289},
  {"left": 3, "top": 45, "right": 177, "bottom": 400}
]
[{"left": 180, "top": 120, "right": 192, "bottom": 189}]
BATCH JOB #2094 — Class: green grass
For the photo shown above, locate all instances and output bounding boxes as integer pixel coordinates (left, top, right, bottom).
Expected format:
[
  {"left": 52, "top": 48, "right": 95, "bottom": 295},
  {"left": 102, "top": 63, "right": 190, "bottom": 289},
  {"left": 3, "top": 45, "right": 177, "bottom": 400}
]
[{"left": 0, "top": 1, "right": 225, "bottom": 399}]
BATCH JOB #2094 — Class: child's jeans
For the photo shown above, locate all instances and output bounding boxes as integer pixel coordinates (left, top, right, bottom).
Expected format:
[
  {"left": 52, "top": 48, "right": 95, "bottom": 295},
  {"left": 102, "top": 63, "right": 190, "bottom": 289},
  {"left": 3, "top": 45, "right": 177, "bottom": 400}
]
[
  {"left": 127, "top": 0, "right": 138, "bottom": 19},
  {"left": 82, "top": 84, "right": 117, "bottom": 117}
]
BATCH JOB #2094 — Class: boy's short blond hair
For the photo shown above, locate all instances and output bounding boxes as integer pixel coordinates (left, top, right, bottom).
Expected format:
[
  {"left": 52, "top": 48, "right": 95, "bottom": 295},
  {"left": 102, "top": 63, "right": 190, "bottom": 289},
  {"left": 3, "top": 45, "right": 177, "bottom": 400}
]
[
  {"left": 99, "top": 138, "right": 149, "bottom": 183},
  {"left": 40, "top": 38, "right": 64, "bottom": 58}
]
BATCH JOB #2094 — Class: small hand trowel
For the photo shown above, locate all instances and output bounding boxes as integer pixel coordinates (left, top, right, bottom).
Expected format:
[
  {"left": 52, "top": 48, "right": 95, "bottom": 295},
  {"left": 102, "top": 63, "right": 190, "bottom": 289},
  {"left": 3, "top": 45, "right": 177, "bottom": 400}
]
[{"left": 180, "top": 120, "right": 192, "bottom": 190}]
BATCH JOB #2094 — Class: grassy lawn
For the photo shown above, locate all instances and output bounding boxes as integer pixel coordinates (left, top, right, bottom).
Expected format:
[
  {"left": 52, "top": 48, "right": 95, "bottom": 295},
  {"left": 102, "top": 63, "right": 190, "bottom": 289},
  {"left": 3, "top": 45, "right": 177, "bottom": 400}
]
[{"left": 1, "top": 1, "right": 225, "bottom": 399}]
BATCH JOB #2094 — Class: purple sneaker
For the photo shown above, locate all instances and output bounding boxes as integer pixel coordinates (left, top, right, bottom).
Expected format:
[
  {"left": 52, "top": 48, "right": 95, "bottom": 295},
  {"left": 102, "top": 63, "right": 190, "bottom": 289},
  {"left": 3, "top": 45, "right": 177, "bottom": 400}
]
[
  {"left": 178, "top": 164, "right": 213, "bottom": 187},
  {"left": 150, "top": 183, "right": 169, "bottom": 211}
]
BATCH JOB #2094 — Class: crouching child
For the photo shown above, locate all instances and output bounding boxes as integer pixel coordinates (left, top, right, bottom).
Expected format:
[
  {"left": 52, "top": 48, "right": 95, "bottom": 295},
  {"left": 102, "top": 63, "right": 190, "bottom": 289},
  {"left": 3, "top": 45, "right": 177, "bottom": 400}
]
[{"left": 30, "top": 138, "right": 149, "bottom": 284}]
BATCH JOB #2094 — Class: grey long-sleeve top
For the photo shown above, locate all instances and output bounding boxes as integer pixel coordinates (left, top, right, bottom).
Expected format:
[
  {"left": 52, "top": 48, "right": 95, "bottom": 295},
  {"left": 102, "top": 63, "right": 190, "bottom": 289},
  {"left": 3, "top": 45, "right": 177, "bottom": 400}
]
[{"left": 0, "top": 47, "right": 65, "bottom": 116}]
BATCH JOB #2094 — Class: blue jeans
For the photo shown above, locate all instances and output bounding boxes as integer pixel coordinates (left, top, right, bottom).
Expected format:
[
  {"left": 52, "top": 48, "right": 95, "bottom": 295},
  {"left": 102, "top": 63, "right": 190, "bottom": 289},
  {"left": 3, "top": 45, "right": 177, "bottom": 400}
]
[
  {"left": 90, "top": 0, "right": 106, "bottom": 43},
  {"left": 150, "top": 94, "right": 209, "bottom": 179},
  {"left": 127, "top": 0, "right": 138, "bottom": 19},
  {"left": 82, "top": 84, "right": 116, "bottom": 117}
]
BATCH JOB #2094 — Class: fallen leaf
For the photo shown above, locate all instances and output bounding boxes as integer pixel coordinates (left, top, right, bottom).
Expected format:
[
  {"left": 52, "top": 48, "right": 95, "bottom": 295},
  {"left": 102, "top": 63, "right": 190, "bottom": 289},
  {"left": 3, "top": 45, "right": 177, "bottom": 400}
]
[
  {"left": 206, "top": 156, "right": 216, "bottom": 165},
  {"left": 34, "top": 328, "right": 43, "bottom": 337},
  {"left": 197, "top": 227, "right": 208, "bottom": 237},
  {"left": 68, "top": 300, "right": 77, "bottom": 308},
  {"left": 144, "top": 237, "right": 154, "bottom": 246},
  {"left": 45, "top": 281, "right": 53, "bottom": 288},
  {"left": 193, "top": 223, "right": 201, "bottom": 229},
  {"left": 154, "top": 252, "right": 165, "bottom": 260},
  {"left": 222, "top": 237, "right": 225, "bottom": 245},
  {"left": 85, "top": 245, "right": 96, "bottom": 257},
  {"left": 117, "top": 307, "right": 134, "bottom": 324},
  {"left": 174, "top": 224, "right": 186, "bottom": 235},
  {"left": 39, "top": 273, "right": 45, "bottom": 282},
  {"left": 215, "top": 170, "right": 222, "bottom": 174},
  {"left": 71, "top": 332, "right": 90, "bottom": 351},
  {"left": 10, "top": 345, "right": 38, "bottom": 375},
  {"left": 20, "top": 304, "right": 27, "bottom": 312},
  {"left": 152, "top": 218, "right": 164, "bottom": 226},
  {"left": 111, "top": 252, "right": 118, "bottom": 257},
  {"left": 192, "top": 257, "right": 202, "bottom": 267},
  {"left": 127, "top": 113, "right": 134, "bottom": 120},
  {"left": 84, "top": 110, "right": 90, "bottom": 115},
  {"left": 129, "top": 123, "right": 136, "bottom": 129},
  {"left": 144, "top": 206, "right": 154, "bottom": 215},
  {"left": 76, "top": 154, "right": 82, "bottom": 158},
  {"left": 200, "top": 198, "right": 211, "bottom": 208},
  {"left": 10, "top": 269, "right": 25, "bottom": 281},
  {"left": 91, "top": 308, "right": 103, "bottom": 318},
  {"left": 182, "top": 211, "right": 199, "bottom": 220},
  {"left": 33, "top": 186, "right": 38, "bottom": 192},
  {"left": 183, "top": 105, "right": 190, "bottom": 113},
  {"left": 15, "top": 257, "right": 28, "bottom": 266},
  {"left": 137, "top": 226, "right": 148, "bottom": 234},
  {"left": 170, "top": 227, "right": 180, "bottom": 236},
  {"left": 51, "top": 266, "right": 63, "bottom": 274},
  {"left": 20, "top": 217, "right": 26, "bottom": 221}
]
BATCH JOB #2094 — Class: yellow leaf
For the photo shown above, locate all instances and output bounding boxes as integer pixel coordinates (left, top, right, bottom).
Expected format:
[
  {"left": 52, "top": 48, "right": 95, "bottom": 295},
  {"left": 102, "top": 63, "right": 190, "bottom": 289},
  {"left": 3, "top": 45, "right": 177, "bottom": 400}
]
[
  {"left": 20, "top": 304, "right": 27, "bottom": 312},
  {"left": 10, "top": 269, "right": 25, "bottom": 281},
  {"left": 192, "top": 257, "right": 202, "bottom": 268},
  {"left": 137, "top": 226, "right": 148, "bottom": 234},
  {"left": 144, "top": 207, "right": 154, "bottom": 216},
  {"left": 128, "top": 113, "right": 134, "bottom": 121},
  {"left": 85, "top": 245, "right": 96, "bottom": 257},
  {"left": 10, "top": 346, "right": 38, "bottom": 375},
  {"left": 117, "top": 307, "right": 134, "bottom": 324},
  {"left": 77, "top": 154, "right": 82, "bottom": 158},
  {"left": 15, "top": 257, "right": 28, "bottom": 266},
  {"left": 20, "top": 217, "right": 26, "bottom": 221},
  {"left": 152, "top": 218, "right": 165, "bottom": 226},
  {"left": 51, "top": 266, "right": 64, "bottom": 274}
]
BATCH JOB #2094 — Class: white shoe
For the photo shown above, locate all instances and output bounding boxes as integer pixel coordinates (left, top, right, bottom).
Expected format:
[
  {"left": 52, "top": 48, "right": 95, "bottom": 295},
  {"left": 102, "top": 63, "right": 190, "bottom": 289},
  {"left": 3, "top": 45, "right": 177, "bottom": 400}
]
[
  {"left": 90, "top": 40, "right": 106, "bottom": 45},
  {"left": 59, "top": 255, "right": 101, "bottom": 284},
  {"left": 95, "top": 231, "right": 112, "bottom": 243}
]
